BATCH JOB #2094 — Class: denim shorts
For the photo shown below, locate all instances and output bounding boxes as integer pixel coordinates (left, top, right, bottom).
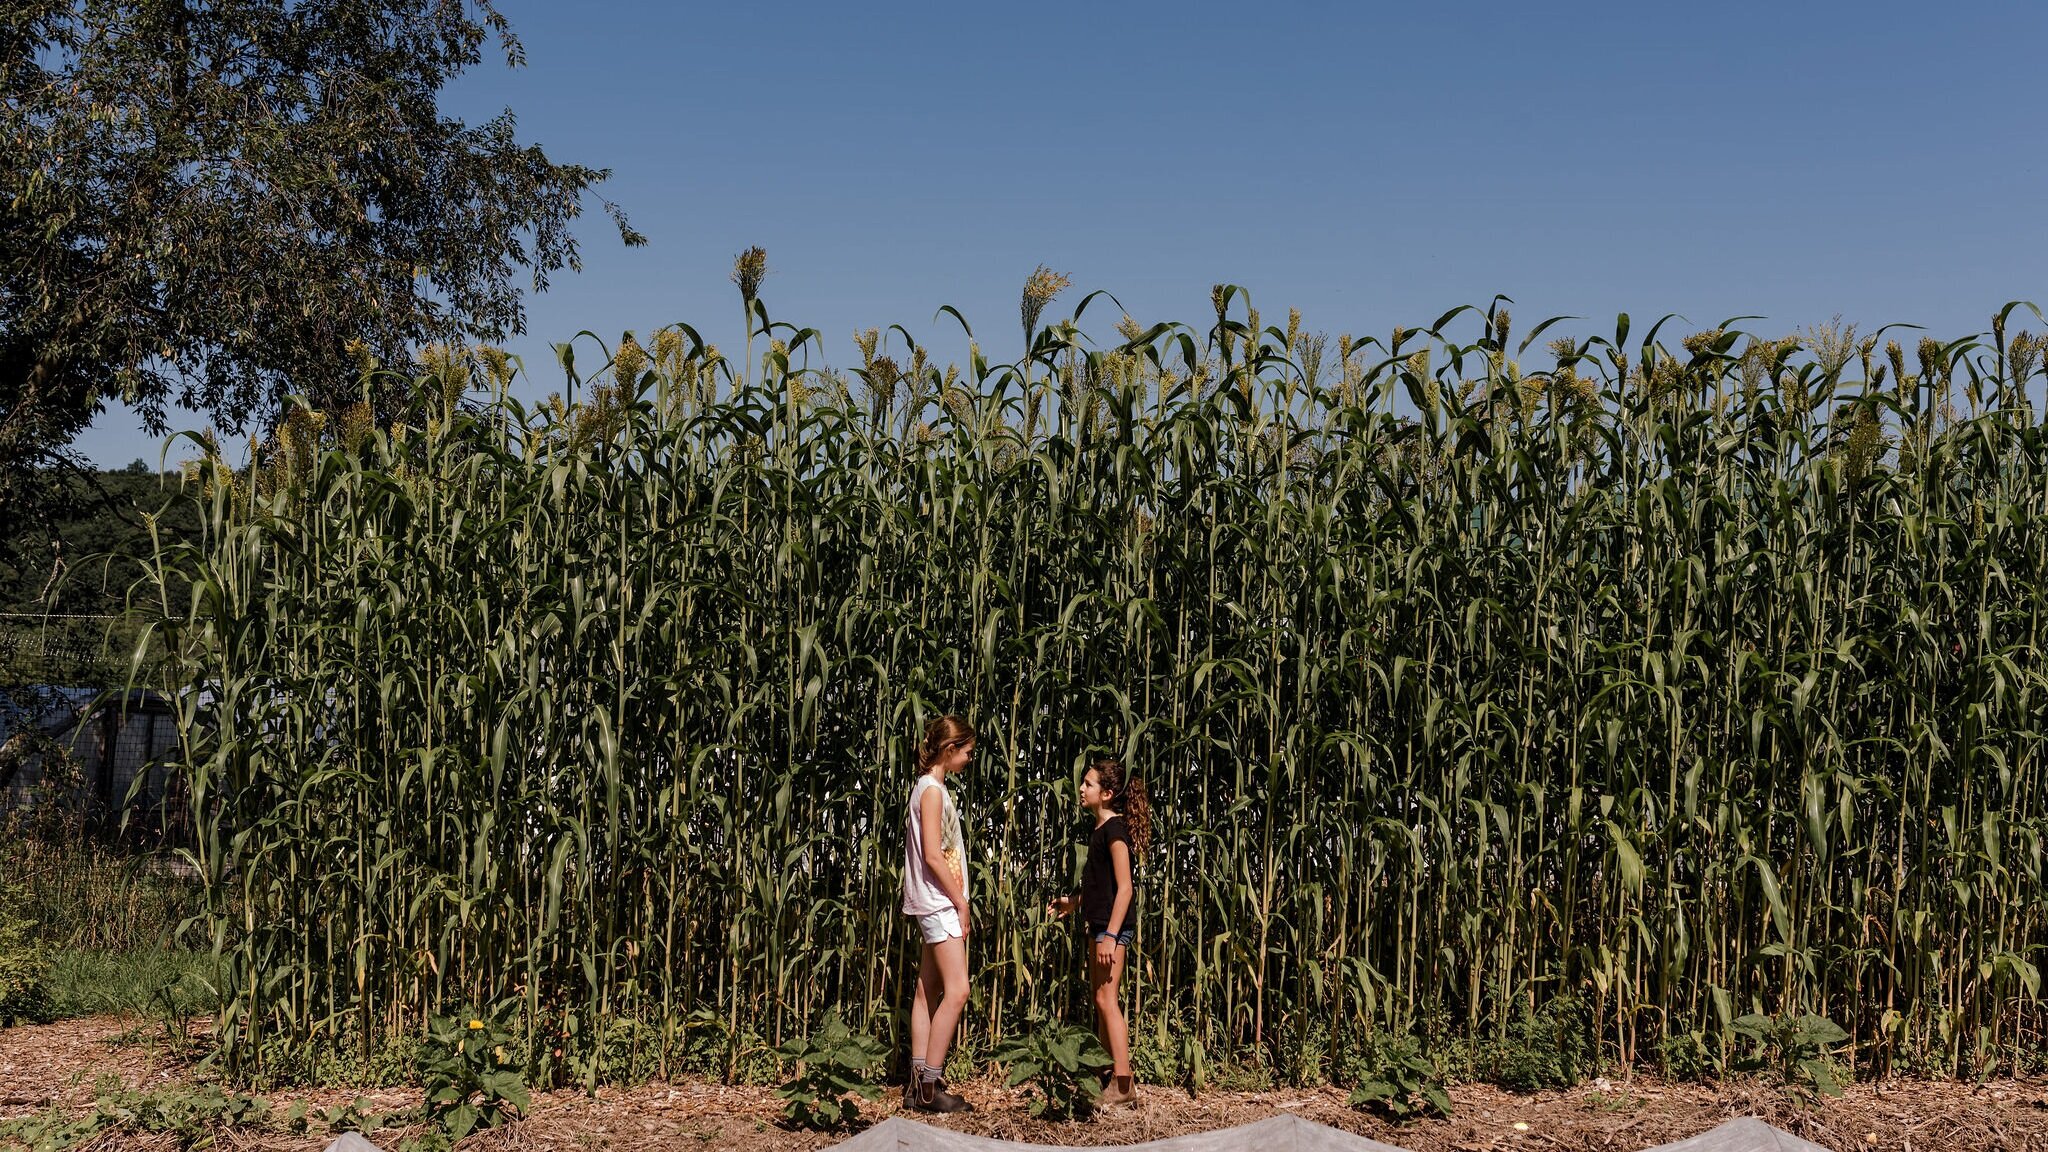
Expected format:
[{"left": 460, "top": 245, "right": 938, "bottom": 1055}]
[{"left": 1088, "top": 924, "right": 1134, "bottom": 947}]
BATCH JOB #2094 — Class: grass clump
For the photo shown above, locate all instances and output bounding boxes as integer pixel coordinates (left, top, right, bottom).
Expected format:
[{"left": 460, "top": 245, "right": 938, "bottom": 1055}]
[
  {"left": 44, "top": 949, "right": 218, "bottom": 1019},
  {"left": 0, "top": 803, "right": 208, "bottom": 1028},
  {"left": 0, "top": 888, "right": 52, "bottom": 1026},
  {"left": 1, "top": 791, "right": 202, "bottom": 955}
]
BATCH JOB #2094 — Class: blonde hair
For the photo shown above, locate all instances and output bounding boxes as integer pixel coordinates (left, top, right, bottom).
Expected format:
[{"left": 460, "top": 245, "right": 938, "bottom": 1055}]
[{"left": 917, "top": 715, "right": 976, "bottom": 772}]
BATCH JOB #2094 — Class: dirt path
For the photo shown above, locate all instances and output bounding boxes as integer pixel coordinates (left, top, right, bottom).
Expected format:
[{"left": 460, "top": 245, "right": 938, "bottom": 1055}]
[{"left": 5, "top": 1018, "right": 2046, "bottom": 1151}]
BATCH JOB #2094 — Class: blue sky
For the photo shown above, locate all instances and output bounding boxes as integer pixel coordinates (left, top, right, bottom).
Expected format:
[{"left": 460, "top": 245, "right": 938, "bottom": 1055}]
[{"left": 80, "top": 0, "right": 2048, "bottom": 466}]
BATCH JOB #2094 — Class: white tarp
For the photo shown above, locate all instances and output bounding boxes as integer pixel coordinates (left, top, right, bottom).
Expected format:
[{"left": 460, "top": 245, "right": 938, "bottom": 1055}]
[
  {"left": 824, "top": 1115, "right": 1821, "bottom": 1152},
  {"left": 831, "top": 1113, "right": 1427, "bottom": 1152},
  {"left": 323, "top": 1111, "right": 1820, "bottom": 1152},
  {"left": 1639, "top": 1118, "right": 1830, "bottom": 1152}
]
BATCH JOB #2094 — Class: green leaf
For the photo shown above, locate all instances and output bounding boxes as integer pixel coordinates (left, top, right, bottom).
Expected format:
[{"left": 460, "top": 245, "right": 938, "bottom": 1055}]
[{"left": 1794, "top": 1014, "right": 1848, "bottom": 1047}]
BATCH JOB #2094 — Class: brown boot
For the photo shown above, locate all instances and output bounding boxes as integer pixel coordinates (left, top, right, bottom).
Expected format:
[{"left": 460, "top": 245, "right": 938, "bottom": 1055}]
[
  {"left": 1098, "top": 1074, "right": 1137, "bottom": 1107},
  {"left": 911, "top": 1077, "right": 972, "bottom": 1114}
]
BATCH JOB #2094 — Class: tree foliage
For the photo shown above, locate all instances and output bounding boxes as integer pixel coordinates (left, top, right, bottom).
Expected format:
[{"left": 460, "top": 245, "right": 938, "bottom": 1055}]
[{"left": 0, "top": 0, "right": 641, "bottom": 515}]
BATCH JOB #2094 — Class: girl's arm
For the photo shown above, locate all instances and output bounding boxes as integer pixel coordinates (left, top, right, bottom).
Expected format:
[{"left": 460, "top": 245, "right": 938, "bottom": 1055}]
[
  {"left": 1105, "top": 838, "right": 1133, "bottom": 935},
  {"left": 1046, "top": 893, "right": 1077, "bottom": 917},
  {"left": 920, "top": 787, "right": 969, "bottom": 917}
]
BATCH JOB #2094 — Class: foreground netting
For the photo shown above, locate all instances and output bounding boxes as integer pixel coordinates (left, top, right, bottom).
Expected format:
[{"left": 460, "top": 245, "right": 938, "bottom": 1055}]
[
  {"left": 318, "top": 1115, "right": 1826, "bottom": 1152},
  {"left": 829, "top": 1114, "right": 1402, "bottom": 1151},
  {"left": 1641, "top": 1118, "right": 1830, "bottom": 1152},
  {"left": 819, "top": 1115, "right": 1825, "bottom": 1152}
]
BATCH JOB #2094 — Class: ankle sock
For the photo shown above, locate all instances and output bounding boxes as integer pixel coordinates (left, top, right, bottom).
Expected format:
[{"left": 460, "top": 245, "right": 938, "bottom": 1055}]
[{"left": 918, "top": 1062, "right": 944, "bottom": 1085}]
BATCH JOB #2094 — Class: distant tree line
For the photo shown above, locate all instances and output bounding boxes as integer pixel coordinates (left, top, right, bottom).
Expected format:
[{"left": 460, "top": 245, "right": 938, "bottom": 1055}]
[{"left": 1, "top": 462, "right": 200, "bottom": 686}]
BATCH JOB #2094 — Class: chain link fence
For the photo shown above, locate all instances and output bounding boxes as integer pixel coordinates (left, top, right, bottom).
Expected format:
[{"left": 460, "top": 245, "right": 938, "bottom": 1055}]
[{"left": 1, "top": 614, "right": 187, "bottom": 845}]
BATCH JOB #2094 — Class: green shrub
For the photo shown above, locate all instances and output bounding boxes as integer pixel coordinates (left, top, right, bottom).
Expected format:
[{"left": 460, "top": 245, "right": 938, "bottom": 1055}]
[
  {"left": 0, "top": 888, "right": 52, "bottom": 1025},
  {"left": 1484, "top": 995, "right": 1592, "bottom": 1092},
  {"left": 1730, "top": 1012, "right": 1848, "bottom": 1098},
  {"left": 772, "top": 1008, "right": 885, "bottom": 1130},
  {"left": 1127, "top": 1012, "right": 1210, "bottom": 1091},
  {"left": 1342, "top": 1032, "right": 1449, "bottom": 1120},
  {"left": 994, "top": 1017, "right": 1111, "bottom": 1119},
  {"left": 0, "top": 1081, "right": 269, "bottom": 1152},
  {"left": 1277, "top": 1017, "right": 1331, "bottom": 1087},
  {"left": 1129, "top": 1030, "right": 1182, "bottom": 1088},
  {"left": 413, "top": 1006, "right": 531, "bottom": 1147},
  {"left": 941, "top": 1034, "right": 985, "bottom": 1087},
  {"left": 1657, "top": 1028, "right": 1718, "bottom": 1081}
]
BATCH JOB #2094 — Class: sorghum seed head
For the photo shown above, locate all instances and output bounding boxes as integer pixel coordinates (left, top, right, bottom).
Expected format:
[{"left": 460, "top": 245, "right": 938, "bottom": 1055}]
[
  {"left": 1917, "top": 337, "right": 1945, "bottom": 381},
  {"left": 731, "top": 246, "right": 768, "bottom": 305},
  {"left": 1021, "top": 265, "right": 1071, "bottom": 336},
  {"left": 613, "top": 332, "right": 648, "bottom": 383}
]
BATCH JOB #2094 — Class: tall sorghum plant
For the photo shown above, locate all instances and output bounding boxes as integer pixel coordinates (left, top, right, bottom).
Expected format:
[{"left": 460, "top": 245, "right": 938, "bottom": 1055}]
[{"left": 152, "top": 296, "right": 2048, "bottom": 1086}]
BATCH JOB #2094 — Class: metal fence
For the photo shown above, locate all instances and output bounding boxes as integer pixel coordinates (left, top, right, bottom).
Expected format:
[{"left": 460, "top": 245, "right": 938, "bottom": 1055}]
[{"left": 1, "top": 614, "right": 187, "bottom": 842}]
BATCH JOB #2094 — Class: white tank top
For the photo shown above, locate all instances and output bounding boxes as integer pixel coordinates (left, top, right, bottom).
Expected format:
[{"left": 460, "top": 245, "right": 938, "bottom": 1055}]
[{"left": 902, "top": 773, "right": 968, "bottom": 916}]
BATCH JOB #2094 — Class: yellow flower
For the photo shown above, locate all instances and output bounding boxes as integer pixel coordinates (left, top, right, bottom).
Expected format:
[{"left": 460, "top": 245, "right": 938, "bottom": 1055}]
[{"left": 468, "top": 1019, "right": 485, "bottom": 1030}]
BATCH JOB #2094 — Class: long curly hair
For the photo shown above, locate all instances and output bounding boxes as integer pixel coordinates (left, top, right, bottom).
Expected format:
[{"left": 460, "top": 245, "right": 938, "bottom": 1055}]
[{"left": 1089, "top": 758, "right": 1151, "bottom": 858}]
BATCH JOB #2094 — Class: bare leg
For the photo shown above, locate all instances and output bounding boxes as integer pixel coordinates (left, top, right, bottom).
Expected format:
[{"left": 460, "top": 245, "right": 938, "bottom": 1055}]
[
  {"left": 921, "top": 934, "right": 970, "bottom": 1075},
  {"left": 1090, "top": 943, "right": 1131, "bottom": 1078},
  {"left": 909, "top": 940, "right": 940, "bottom": 1072},
  {"left": 1086, "top": 947, "right": 1110, "bottom": 1079}
]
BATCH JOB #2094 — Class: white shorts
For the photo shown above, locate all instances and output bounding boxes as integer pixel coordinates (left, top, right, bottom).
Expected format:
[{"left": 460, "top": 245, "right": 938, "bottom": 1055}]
[{"left": 916, "top": 907, "right": 963, "bottom": 943}]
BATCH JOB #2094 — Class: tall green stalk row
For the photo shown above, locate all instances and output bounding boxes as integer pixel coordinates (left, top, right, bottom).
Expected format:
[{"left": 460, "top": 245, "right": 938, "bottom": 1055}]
[{"left": 151, "top": 296, "right": 2048, "bottom": 1084}]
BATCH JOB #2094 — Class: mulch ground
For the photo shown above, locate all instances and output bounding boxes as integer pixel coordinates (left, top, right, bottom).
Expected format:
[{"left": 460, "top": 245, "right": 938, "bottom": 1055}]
[{"left": 5, "top": 1017, "right": 2046, "bottom": 1152}]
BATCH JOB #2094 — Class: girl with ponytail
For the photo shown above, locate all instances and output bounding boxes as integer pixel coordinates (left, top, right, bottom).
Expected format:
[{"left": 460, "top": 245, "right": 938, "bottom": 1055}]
[
  {"left": 1047, "top": 757, "right": 1151, "bottom": 1107},
  {"left": 900, "top": 715, "right": 977, "bottom": 1113}
]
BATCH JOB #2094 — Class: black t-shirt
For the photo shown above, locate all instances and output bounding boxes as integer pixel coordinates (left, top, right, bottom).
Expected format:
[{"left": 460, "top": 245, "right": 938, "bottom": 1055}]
[{"left": 1080, "top": 815, "right": 1133, "bottom": 928}]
